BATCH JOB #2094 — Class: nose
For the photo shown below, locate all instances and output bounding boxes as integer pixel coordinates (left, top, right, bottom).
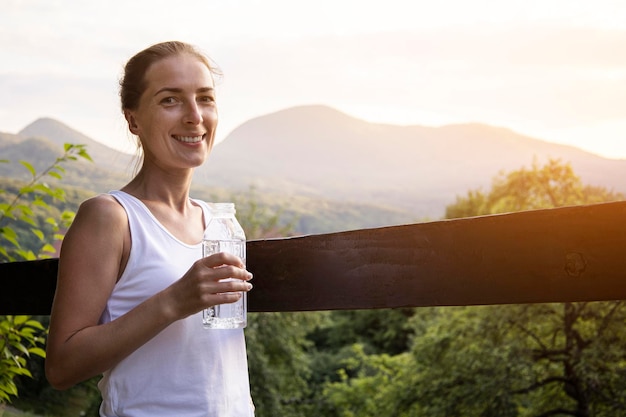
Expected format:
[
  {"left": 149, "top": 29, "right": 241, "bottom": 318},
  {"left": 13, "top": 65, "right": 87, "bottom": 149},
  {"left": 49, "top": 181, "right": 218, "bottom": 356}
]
[{"left": 183, "top": 101, "right": 203, "bottom": 125}]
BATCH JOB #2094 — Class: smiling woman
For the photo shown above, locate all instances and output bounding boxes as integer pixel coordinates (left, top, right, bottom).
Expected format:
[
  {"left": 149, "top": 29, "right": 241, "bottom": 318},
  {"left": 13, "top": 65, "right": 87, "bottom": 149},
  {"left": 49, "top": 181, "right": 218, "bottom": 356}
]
[
  {"left": 44, "top": 41, "right": 255, "bottom": 417},
  {"left": 123, "top": 54, "right": 218, "bottom": 172}
]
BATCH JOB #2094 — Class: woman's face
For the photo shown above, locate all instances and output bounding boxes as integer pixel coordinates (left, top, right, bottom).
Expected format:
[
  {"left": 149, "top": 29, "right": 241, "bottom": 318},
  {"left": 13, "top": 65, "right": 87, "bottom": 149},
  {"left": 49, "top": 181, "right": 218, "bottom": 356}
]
[{"left": 126, "top": 53, "right": 218, "bottom": 171}]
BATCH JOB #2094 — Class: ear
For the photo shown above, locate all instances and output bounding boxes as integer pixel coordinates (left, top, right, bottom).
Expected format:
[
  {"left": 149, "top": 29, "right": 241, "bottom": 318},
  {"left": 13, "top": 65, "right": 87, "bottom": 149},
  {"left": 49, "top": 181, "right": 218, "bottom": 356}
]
[{"left": 124, "top": 110, "right": 139, "bottom": 135}]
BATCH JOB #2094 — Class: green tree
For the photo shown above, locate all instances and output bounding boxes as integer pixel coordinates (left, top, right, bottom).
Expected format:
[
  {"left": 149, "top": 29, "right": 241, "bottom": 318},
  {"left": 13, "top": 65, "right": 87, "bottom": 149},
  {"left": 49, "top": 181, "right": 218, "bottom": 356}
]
[
  {"left": 439, "top": 159, "right": 626, "bottom": 415},
  {"left": 445, "top": 158, "right": 620, "bottom": 218},
  {"left": 322, "top": 159, "right": 626, "bottom": 416},
  {"left": 0, "top": 144, "right": 92, "bottom": 404}
]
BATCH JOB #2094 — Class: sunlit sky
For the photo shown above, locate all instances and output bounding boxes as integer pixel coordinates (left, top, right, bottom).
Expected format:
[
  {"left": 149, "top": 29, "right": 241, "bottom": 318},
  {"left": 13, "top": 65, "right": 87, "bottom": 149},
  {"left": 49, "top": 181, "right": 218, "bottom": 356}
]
[{"left": 2, "top": 0, "right": 626, "bottom": 159}]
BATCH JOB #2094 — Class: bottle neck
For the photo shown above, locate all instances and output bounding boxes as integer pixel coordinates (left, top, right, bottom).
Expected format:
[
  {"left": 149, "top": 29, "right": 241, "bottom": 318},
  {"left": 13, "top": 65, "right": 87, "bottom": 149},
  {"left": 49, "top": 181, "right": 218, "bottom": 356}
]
[{"left": 210, "top": 203, "right": 236, "bottom": 218}]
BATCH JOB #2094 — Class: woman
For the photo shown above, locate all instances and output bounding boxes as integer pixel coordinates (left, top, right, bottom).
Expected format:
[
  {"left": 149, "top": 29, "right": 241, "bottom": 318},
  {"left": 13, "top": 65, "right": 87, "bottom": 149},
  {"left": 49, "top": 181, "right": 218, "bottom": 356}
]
[{"left": 45, "top": 41, "right": 255, "bottom": 416}]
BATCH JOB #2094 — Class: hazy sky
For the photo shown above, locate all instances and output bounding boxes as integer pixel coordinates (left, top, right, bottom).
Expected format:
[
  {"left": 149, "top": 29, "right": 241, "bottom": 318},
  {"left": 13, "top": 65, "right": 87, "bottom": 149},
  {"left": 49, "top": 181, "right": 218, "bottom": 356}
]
[{"left": 2, "top": 0, "right": 626, "bottom": 159}]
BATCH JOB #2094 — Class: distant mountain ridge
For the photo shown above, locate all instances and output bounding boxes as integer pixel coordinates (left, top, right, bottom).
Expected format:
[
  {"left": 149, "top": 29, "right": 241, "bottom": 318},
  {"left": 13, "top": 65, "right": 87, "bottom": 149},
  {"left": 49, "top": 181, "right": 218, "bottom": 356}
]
[
  {"left": 198, "top": 105, "right": 626, "bottom": 217},
  {"left": 2, "top": 105, "right": 625, "bottom": 221},
  {"left": 18, "top": 117, "right": 135, "bottom": 173}
]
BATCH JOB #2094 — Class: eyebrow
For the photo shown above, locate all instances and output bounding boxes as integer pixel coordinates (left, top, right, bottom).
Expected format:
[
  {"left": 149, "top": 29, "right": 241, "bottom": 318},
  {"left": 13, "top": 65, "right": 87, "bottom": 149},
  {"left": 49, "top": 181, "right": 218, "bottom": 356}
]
[{"left": 154, "top": 86, "right": 215, "bottom": 96}]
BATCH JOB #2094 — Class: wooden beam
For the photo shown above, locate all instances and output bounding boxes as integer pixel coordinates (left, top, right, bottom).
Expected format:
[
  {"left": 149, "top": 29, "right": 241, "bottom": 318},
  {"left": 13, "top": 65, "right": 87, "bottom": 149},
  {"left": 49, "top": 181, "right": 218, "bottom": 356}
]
[
  {"left": 1, "top": 258, "right": 58, "bottom": 315},
  {"left": 1, "top": 201, "right": 626, "bottom": 315},
  {"left": 246, "top": 201, "right": 626, "bottom": 312}
]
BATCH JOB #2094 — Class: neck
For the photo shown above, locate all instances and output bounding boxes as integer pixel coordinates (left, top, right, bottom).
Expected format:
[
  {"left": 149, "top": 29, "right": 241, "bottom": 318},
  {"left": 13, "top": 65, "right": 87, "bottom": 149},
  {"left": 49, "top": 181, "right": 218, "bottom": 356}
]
[{"left": 122, "top": 167, "right": 194, "bottom": 210}]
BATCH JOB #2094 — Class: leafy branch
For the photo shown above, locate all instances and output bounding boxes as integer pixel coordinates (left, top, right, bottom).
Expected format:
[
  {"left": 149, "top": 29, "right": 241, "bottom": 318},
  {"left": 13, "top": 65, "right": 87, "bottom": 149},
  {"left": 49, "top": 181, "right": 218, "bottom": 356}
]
[
  {"left": 0, "top": 143, "right": 92, "bottom": 261},
  {"left": 0, "top": 143, "right": 91, "bottom": 404}
]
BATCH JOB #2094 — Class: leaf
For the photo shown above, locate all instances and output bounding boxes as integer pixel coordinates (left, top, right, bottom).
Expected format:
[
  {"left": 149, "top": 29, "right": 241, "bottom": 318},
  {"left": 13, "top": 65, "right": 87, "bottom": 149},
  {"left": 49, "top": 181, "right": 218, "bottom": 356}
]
[
  {"left": 33, "top": 183, "right": 53, "bottom": 196},
  {"left": 18, "top": 215, "right": 37, "bottom": 227},
  {"left": 1, "top": 228, "right": 20, "bottom": 248},
  {"left": 15, "top": 249, "right": 36, "bottom": 261},
  {"left": 15, "top": 204, "right": 33, "bottom": 216},
  {"left": 48, "top": 171, "right": 62, "bottom": 180},
  {"left": 32, "top": 198, "right": 49, "bottom": 208},
  {"left": 19, "top": 160, "right": 36, "bottom": 178},
  {"left": 19, "top": 327, "right": 36, "bottom": 337},
  {"left": 31, "top": 228, "right": 45, "bottom": 241},
  {"left": 18, "top": 185, "right": 34, "bottom": 194},
  {"left": 12, "top": 342, "right": 29, "bottom": 357},
  {"left": 46, "top": 216, "right": 59, "bottom": 226},
  {"left": 5, "top": 379, "right": 18, "bottom": 396},
  {"left": 1, "top": 227, "right": 18, "bottom": 240},
  {"left": 28, "top": 347, "right": 46, "bottom": 358},
  {"left": 79, "top": 149, "right": 93, "bottom": 162},
  {"left": 24, "top": 320, "right": 45, "bottom": 331},
  {"left": 41, "top": 243, "right": 56, "bottom": 254},
  {"left": 61, "top": 210, "right": 75, "bottom": 221},
  {"left": 0, "top": 390, "right": 11, "bottom": 402},
  {"left": 13, "top": 316, "right": 28, "bottom": 326},
  {"left": 8, "top": 366, "right": 32, "bottom": 377}
]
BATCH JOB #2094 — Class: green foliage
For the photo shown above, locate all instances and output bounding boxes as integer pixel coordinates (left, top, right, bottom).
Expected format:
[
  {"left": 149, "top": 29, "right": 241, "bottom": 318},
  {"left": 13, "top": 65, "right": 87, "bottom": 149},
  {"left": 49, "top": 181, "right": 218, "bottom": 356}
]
[
  {"left": 0, "top": 144, "right": 92, "bottom": 262},
  {"left": 446, "top": 158, "right": 624, "bottom": 219},
  {"left": 320, "top": 159, "right": 626, "bottom": 417},
  {"left": 312, "top": 309, "right": 415, "bottom": 356},
  {"left": 0, "top": 317, "right": 46, "bottom": 404},
  {"left": 0, "top": 144, "right": 92, "bottom": 405},
  {"left": 322, "top": 344, "right": 415, "bottom": 417},
  {"left": 230, "top": 185, "right": 296, "bottom": 239},
  {"left": 246, "top": 312, "right": 322, "bottom": 417}
]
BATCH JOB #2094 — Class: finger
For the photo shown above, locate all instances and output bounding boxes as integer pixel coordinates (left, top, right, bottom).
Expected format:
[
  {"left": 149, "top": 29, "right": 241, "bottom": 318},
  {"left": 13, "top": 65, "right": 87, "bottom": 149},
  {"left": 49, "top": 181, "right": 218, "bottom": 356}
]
[
  {"left": 209, "top": 264, "right": 253, "bottom": 282},
  {"left": 201, "top": 252, "right": 245, "bottom": 268},
  {"left": 214, "top": 291, "right": 245, "bottom": 305},
  {"left": 218, "top": 280, "right": 253, "bottom": 293}
]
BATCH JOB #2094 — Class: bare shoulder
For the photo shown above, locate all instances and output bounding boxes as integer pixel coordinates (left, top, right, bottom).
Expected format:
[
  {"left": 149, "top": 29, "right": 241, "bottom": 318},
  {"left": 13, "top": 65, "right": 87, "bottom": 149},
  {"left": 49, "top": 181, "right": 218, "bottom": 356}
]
[
  {"left": 62, "top": 193, "right": 129, "bottom": 255},
  {"left": 58, "top": 193, "right": 129, "bottom": 290},
  {"left": 77, "top": 193, "right": 125, "bottom": 218},
  {"left": 71, "top": 194, "right": 127, "bottom": 231}
]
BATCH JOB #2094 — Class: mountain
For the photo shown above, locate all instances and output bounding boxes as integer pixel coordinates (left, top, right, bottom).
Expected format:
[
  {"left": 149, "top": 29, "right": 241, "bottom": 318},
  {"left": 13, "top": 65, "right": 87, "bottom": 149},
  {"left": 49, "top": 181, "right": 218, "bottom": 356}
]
[
  {"left": 0, "top": 118, "right": 132, "bottom": 191},
  {"left": 18, "top": 117, "right": 135, "bottom": 173},
  {"left": 199, "top": 105, "right": 626, "bottom": 218},
  {"left": 2, "top": 106, "right": 625, "bottom": 224}
]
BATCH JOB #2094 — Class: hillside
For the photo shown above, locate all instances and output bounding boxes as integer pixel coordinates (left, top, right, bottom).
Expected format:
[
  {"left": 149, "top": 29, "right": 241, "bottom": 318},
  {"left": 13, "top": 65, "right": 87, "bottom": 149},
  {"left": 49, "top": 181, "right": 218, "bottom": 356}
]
[
  {"left": 18, "top": 117, "right": 135, "bottom": 174},
  {"left": 0, "top": 133, "right": 130, "bottom": 193},
  {"left": 2, "top": 105, "right": 625, "bottom": 226},
  {"left": 199, "top": 105, "right": 626, "bottom": 218}
]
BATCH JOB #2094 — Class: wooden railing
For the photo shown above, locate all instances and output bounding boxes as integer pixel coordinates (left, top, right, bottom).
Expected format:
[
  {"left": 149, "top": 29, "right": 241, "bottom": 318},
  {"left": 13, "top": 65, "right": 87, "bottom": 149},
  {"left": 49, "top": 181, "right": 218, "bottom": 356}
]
[{"left": 2, "top": 201, "right": 626, "bottom": 315}]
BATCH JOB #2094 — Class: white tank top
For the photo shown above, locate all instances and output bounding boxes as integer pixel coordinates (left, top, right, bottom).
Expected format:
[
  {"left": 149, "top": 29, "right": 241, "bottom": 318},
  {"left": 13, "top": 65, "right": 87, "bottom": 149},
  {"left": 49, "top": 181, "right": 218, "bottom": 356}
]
[{"left": 98, "top": 190, "right": 254, "bottom": 417}]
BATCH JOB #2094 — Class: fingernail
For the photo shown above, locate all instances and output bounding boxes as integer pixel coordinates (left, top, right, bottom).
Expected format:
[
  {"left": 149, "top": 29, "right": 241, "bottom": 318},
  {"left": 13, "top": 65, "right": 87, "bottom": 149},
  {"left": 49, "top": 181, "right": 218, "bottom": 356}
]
[{"left": 246, "top": 283, "right": 253, "bottom": 290}]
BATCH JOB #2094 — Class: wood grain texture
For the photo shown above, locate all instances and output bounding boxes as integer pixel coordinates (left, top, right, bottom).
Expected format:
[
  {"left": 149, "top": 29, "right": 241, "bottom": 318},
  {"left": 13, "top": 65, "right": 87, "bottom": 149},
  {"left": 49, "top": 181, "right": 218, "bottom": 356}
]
[{"left": 246, "top": 201, "right": 626, "bottom": 311}]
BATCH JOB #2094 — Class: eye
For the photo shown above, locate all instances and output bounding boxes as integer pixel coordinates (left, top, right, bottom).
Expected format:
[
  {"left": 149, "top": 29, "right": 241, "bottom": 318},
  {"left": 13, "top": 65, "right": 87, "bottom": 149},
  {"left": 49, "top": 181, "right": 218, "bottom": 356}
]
[
  {"left": 160, "top": 96, "right": 179, "bottom": 105},
  {"left": 198, "top": 94, "right": 216, "bottom": 104}
]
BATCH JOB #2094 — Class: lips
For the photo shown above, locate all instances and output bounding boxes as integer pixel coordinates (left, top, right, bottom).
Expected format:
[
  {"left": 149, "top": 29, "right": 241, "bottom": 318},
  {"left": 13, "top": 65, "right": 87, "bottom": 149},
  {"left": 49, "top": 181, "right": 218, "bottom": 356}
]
[{"left": 174, "top": 134, "right": 205, "bottom": 143}]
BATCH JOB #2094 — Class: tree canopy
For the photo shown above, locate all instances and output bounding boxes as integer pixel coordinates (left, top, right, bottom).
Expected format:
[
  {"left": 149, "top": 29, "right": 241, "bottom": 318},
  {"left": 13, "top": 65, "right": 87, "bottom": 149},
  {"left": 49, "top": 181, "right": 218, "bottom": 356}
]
[{"left": 322, "top": 159, "right": 626, "bottom": 417}]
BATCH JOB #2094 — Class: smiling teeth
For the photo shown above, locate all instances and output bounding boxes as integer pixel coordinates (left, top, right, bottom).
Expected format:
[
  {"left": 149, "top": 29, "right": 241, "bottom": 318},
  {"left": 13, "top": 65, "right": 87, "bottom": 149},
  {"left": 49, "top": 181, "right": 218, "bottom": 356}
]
[{"left": 176, "top": 135, "right": 203, "bottom": 143}]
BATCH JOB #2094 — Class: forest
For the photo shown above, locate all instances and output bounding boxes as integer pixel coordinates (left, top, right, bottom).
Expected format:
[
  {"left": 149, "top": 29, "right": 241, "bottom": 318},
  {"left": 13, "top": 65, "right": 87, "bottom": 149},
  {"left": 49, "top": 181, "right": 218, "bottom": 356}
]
[{"left": 1, "top": 145, "right": 626, "bottom": 417}]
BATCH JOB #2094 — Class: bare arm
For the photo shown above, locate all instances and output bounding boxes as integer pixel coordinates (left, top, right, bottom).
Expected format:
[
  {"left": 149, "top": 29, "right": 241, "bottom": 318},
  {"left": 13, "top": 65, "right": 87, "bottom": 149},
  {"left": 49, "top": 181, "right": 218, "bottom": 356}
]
[{"left": 45, "top": 195, "right": 252, "bottom": 390}]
